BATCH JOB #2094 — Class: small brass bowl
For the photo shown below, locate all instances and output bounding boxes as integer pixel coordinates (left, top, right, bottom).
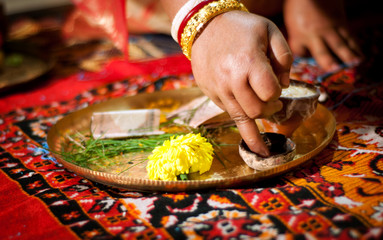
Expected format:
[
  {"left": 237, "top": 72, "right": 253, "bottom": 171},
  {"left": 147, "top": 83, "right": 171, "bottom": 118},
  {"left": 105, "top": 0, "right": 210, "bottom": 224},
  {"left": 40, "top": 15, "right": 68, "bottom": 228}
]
[
  {"left": 239, "top": 132, "right": 296, "bottom": 171},
  {"left": 259, "top": 79, "right": 320, "bottom": 137}
]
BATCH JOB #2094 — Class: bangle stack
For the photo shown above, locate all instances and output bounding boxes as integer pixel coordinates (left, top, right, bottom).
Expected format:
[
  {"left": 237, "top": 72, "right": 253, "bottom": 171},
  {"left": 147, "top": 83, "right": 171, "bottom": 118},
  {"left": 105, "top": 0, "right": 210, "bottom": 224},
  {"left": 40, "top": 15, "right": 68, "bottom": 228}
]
[
  {"left": 171, "top": 0, "right": 207, "bottom": 43},
  {"left": 171, "top": 0, "right": 248, "bottom": 60}
]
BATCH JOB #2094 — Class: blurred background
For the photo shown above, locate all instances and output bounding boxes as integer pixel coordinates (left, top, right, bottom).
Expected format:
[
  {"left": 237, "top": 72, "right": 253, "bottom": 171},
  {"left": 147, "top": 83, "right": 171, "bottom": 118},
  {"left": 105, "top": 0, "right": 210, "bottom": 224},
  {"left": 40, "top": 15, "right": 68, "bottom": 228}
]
[{"left": 2, "top": 0, "right": 71, "bottom": 15}]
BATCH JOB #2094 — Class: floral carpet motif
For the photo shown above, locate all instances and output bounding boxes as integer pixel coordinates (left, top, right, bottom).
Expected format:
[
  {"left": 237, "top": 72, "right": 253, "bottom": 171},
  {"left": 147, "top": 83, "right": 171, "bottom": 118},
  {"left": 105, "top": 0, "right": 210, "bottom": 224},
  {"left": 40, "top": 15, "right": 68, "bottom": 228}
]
[{"left": 1, "top": 58, "right": 383, "bottom": 239}]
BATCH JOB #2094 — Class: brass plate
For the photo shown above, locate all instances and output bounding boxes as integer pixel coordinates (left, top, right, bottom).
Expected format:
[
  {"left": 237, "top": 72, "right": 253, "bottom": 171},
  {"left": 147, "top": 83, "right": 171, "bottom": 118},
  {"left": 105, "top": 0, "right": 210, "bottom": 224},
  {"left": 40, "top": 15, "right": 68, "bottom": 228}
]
[
  {"left": 0, "top": 52, "right": 53, "bottom": 90},
  {"left": 47, "top": 88, "right": 336, "bottom": 192}
]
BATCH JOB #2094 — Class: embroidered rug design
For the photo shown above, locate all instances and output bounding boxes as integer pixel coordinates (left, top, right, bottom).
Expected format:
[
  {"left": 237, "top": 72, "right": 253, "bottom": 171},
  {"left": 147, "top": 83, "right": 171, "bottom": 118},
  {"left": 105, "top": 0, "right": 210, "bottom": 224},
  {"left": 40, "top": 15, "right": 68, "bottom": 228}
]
[{"left": 1, "top": 64, "right": 383, "bottom": 239}]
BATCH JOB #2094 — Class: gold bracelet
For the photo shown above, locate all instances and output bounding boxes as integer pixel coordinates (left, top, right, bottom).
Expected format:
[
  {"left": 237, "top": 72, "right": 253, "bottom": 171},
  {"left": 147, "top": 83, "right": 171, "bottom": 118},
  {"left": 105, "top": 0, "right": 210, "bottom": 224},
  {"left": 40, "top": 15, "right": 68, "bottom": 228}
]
[{"left": 180, "top": 0, "right": 248, "bottom": 60}]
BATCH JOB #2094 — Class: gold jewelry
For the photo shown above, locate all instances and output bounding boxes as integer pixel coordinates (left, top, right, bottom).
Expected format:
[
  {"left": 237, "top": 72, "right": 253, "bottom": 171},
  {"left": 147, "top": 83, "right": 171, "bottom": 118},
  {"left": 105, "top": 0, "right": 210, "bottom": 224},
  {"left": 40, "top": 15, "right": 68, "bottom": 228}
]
[{"left": 179, "top": 0, "right": 248, "bottom": 60}]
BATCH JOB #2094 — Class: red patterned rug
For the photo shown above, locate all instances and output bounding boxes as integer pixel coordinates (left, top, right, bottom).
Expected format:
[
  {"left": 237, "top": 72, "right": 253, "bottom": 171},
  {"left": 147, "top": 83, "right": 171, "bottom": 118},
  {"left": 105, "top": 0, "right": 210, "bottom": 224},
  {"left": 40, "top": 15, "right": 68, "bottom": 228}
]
[
  {"left": 1, "top": 57, "right": 383, "bottom": 238},
  {"left": 1, "top": 7, "right": 383, "bottom": 239}
]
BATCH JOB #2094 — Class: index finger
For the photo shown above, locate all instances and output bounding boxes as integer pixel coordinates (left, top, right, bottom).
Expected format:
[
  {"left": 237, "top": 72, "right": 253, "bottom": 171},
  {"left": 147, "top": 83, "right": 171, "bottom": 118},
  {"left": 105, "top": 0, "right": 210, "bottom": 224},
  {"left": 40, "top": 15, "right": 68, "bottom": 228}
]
[
  {"left": 236, "top": 117, "right": 270, "bottom": 157},
  {"left": 220, "top": 95, "right": 270, "bottom": 157}
]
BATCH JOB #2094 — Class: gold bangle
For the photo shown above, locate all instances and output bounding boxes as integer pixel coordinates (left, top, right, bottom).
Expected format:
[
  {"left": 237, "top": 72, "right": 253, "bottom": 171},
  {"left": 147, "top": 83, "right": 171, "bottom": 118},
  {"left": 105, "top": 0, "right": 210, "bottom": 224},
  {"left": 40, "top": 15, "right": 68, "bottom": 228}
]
[{"left": 180, "top": 0, "right": 248, "bottom": 60}]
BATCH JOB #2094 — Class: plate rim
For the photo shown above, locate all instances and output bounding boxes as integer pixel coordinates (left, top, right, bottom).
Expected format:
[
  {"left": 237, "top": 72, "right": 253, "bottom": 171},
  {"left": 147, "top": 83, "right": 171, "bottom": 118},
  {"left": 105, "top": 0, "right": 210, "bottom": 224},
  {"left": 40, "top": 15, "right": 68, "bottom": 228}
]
[{"left": 47, "top": 88, "right": 336, "bottom": 192}]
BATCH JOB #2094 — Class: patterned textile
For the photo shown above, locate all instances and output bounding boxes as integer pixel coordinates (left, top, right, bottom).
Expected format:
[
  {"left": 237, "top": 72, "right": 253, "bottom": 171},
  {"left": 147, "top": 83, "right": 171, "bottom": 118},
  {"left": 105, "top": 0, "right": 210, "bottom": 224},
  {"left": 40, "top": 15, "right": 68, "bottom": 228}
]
[
  {"left": 1, "top": 57, "right": 383, "bottom": 239},
  {"left": 1, "top": 5, "right": 383, "bottom": 238}
]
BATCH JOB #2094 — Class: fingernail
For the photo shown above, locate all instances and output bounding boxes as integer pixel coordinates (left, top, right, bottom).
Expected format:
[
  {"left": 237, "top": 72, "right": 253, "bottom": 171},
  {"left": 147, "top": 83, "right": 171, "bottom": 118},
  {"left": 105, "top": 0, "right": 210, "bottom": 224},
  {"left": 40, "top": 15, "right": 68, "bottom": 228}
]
[
  {"left": 248, "top": 142, "right": 270, "bottom": 157},
  {"left": 347, "top": 59, "right": 362, "bottom": 67},
  {"left": 258, "top": 146, "right": 271, "bottom": 158},
  {"left": 280, "top": 73, "right": 290, "bottom": 87},
  {"left": 329, "top": 64, "right": 342, "bottom": 72}
]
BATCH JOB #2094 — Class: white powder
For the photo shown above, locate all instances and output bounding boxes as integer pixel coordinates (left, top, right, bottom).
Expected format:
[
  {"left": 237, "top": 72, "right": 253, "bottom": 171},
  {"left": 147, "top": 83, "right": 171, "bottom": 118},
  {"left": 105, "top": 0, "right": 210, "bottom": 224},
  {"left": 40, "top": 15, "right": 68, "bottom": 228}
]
[{"left": 281, "top": 85, "right": 316, "bottom": 97}]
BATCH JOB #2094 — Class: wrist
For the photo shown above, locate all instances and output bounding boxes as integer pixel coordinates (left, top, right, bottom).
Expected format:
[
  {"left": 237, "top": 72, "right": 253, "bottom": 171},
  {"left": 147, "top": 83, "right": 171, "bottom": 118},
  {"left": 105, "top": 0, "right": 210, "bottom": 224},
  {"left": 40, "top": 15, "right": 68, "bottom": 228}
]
[
  {"left": 170, "top": 0, "right": 208, "bottom": 43},
  {"left": 178, "top": 0, "right": 248, "bottom": 60}
]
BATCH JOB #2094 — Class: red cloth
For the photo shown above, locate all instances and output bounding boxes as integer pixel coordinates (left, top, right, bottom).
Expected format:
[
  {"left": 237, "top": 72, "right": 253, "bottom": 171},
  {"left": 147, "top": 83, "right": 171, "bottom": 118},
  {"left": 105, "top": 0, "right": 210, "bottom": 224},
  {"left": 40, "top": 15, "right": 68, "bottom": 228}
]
[
  {"left": 0, "top": 173, "right": 78, "bottom": 240},
  {"left": 68, "top": 0, "right": 129, "bottom": 56},
  {"left": 0, "top": 66, "right": 383, "bottom": 239}
]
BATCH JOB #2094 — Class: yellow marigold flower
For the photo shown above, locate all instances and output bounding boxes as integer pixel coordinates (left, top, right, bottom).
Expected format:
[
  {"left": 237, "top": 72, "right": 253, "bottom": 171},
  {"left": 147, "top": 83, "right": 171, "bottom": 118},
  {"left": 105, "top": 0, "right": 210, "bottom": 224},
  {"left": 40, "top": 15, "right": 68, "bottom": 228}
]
[{"left": 146, "top": 133, "right": 214, "bottom": 181}]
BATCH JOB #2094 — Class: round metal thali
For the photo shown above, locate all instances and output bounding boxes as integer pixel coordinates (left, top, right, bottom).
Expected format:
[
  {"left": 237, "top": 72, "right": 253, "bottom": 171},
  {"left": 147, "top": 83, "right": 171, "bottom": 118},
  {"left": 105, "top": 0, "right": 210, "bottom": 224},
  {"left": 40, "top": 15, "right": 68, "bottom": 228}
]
[
  {"left": 47, "top": 88, "right": 336, "bottom": 192},
  {"left": 0, "top": 52, "right": 53, "bottom": 90}
]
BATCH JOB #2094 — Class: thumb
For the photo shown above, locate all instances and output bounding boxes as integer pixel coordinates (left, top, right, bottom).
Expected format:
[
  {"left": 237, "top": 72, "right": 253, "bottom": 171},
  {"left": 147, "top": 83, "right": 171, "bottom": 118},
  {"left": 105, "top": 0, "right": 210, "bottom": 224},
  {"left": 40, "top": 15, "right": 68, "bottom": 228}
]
[{"left": 268, "top": 23, "right": 293, "bottom": 88}]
